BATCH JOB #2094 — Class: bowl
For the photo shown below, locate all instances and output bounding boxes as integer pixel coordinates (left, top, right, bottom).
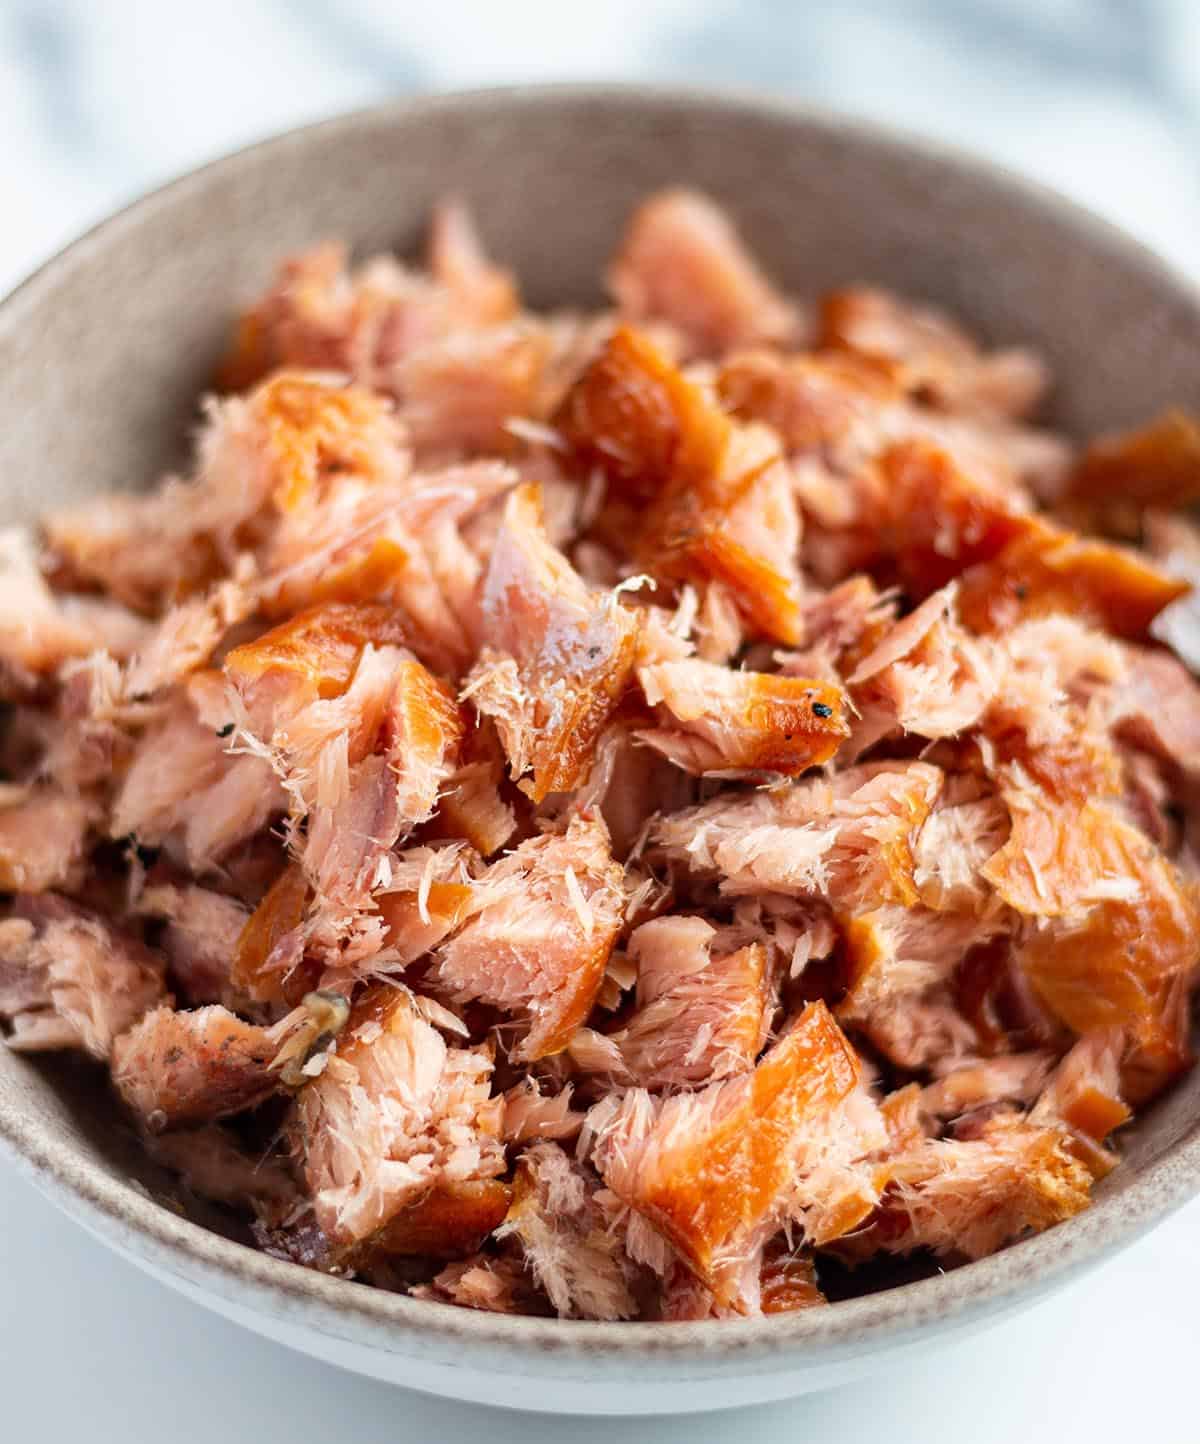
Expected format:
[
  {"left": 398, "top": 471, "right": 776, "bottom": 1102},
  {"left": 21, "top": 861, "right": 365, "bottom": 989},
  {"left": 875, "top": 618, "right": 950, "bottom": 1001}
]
[{"left": 2, "top": 85, "right": 1200, "bottom": 1416}]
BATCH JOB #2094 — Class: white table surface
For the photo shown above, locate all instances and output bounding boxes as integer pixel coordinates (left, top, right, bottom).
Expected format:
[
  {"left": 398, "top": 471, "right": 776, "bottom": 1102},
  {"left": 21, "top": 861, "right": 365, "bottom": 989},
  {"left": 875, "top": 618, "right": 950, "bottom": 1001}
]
[{"left": 5, "top": 4, "right": 1200, "bottom": 1439}]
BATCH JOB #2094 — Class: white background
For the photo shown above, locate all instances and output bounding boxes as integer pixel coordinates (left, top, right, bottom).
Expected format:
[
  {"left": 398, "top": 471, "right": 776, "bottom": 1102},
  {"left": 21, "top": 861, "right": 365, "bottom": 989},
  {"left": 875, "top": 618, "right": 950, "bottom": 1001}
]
[{"left": 3, "top": 2, "right": 1199, "bottom": 1439}]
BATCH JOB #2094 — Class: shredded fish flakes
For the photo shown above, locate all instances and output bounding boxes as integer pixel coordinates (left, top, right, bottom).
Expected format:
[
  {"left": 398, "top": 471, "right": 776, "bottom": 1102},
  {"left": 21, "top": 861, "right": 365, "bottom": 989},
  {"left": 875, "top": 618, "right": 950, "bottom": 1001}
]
[{"left": 2, "top": 188, "right": 1199, "bottom": 1321}]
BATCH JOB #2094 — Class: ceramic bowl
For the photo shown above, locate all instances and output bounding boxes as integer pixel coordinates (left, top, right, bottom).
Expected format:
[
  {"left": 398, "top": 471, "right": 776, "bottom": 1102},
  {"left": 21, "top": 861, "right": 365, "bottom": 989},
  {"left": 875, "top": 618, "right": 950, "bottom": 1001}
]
[{"left": 2, "top": 86, "right": 1199, "bottom": 1416}]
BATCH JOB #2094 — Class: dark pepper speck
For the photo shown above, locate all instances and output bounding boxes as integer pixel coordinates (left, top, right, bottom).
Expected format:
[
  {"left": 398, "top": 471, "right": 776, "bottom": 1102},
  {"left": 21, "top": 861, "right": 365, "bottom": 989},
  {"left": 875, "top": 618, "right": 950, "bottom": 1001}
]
[{"left": 812, "top": 702, "right": 833, "bottom": 718}]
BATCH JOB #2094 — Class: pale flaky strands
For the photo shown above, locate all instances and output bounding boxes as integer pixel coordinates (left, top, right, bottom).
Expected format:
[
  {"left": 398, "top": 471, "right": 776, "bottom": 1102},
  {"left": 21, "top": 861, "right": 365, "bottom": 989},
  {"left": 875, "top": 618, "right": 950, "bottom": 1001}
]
[{"left": 1, "top": 191, "right": 1199, "bottom": 1321}]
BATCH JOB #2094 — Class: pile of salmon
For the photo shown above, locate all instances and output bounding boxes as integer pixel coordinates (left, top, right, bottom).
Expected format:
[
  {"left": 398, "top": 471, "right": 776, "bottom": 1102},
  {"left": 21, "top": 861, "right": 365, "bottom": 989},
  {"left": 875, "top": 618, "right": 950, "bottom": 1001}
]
[{"left": 2, "top": 189, "right": 1200, "bottom": 1322}]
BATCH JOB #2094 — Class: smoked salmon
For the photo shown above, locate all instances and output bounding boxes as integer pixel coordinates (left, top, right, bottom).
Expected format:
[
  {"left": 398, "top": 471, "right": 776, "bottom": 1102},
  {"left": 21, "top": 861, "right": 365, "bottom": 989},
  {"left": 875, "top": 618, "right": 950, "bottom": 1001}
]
[{"left": 3, "top": 189, "right": 1197, "bottom": 1321}]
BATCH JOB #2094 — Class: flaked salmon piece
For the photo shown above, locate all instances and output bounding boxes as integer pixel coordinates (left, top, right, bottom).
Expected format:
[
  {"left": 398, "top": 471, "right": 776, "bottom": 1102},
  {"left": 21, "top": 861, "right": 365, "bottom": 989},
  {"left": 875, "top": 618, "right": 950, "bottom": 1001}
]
[
  {"left": 231, "top": 863, "right": 310, "bottom": 1005},
  {"left": 372, "top": 844, "right": 478, "bottom": 972},
  {"left": 1120, "top": 990, "right": 1192, "bottom": 1108},
  {"left": 870, "top": 1113, "right": 1092, "bottom": 1260},
  {"left": 982, "top": 796, "right": 1145, "bottom": 918},
  {"left": 426, "top": 197, "right": 520, "bottom": 328},
  {"left": 38, "top": 654, "right": 138, "bottom": 792},
  {"left": 255, "top": 1182, "right": 511, "bottom": 1278},
  {"left": 658, "top": 1259, "right": 738, "bottom": 1321},
  {"left": 557, "top": 322, "right": 731, "bottom": 506},
  {"left": 425, "top": 718, "right": 516, "bottom": 857},
  {"left": 659, "top": 1240, "right": 826, "bottom": 1320},
  {"left": 1116, "top": 644, "right": 1200, "bottom": 782},
  {"left": 148, "top": 1125, "right": 299, "bottom": 1222},
  {"left": 230, "top": 616, "right": 461, "bottom": 908},
  {"left": 567, "top": 1025, "right": 631, "bottom": 1079},
  {"left": 718, "top": 348, "right": 903, "bottom": 453},
  {"left": 1141, "top": 510, "right": 1200, "bottom": 668},
  {"left": 722, "top": 893, "right": 839, "bottom": 984},
  {"left": 719, "top": 354, "right": 1063, "bottom": 559},
  {"left": 50, "top": 373, "right": 411, "bottom": 614},
  {"left": 292, "top": 984, "right": 504, "bottom": 1245},
  {"left": 692, "top": 582, "right": 746, "bottom": 664},
  {"left": 224, "top": 602, "right": 411, "bottom": 726},
  {"left": 652, "top": 761, "right": 941, "bottom": 910},
  {"left": 638, "top": 419, "right": 805, "bottom": 647},
  {"left": 111, "top": 695, "right": 286, "bottom": 871},
  {"left": 877, "top": 1083, "right": 929, "bottom": 1153},
  {"left": 358, "top": 1178, "right": 511, "bottom": 1262},
  {"left": 609, "top": 190, "right": 798, "bottom": 357},
  {"left": 111, "top": 995, "right": 346, "bottom": 1131},
  {"left": 495, "top": 1142, "right": 639, "bottom": 1320},
  {"left": 1064, "top": 410, "right": 1200, "bottom": 530},
  {"left": 637, "top": 659, "right": 847, "bottom": 777},
  {"left": 215, "top": 242, "right": 364, "bottom": 390},
  {"left": 1120, "top": 746, "right": 1176, "bottom": 851},
  {"left": 218, "top": 205, "right": 518, "bottom": 394},
  {"left": 432, "top": 816, "right": 625, "bottom": 1062},
  {"left": 860, "top": 987, "right": 982, "bottom": 1072},
  {"left": 846, "top": 587, "right": 954, "bottom": 686},
  {"left": 776, "top": 575, "right": 897, "bottom": 685},
  {"left": 957, "top": 515, "right": 1189, "bottom": 640},
  {"left": 818, "top": 287, "right": 1048, "bottom": 419},
  {"left": 519, "top": 312, "right": 633, "bottom": 432},
  {"left": 380, "top": 659, "right": 464, "bottom": 824},
  {"left": 397, "top": 324, "right": 550, "bottom": 457},
  {"left": 0, "top": 895, "right": 166, "bottom": 1058},
  {"left": 302, "top": 753, "right": 403, "bottom": 950},
  {"left": 1012, "top": 809, "right": 1200, "bottom": 1043},
  {"left": 921, "top": 1053, "right": 1054, "bottom": 1122},
  {"left": 502, "top": 1078, "right": 585, "bottom": 1143},
  {"left": 258, "top": 462, "right": 517, "bottom": 670},
  {"left": 590, "top": 1002, "right": 878, "bottom": 1306},
  {"left": 912, "top": 789, "right": 1010, "bottom": 914},
  {"left": 42, "top": 489, "right": 223, "bottom": 619},
  {"left": 121, "top": 575, "right": 256, "bottom": 701},
  {"left": 651, "top": 778, "right": 840, "bottom": 899},
  {"left": 758, "top": 1241, "right": 828, "bottom": 1314},
  {"left": 838, "top": 905, "right": 1009, "bottom": 1035},
  {"left": 849, "top": 585, "right": 999, "bottom": 742},
  {"left": 633, "top": 600, "right": 698, "bottom": 670},
  {"left": 609, "top": 915, "right": 772, "bottom": 1087},
  {"left": 870, "top": 439, "right": 1034, "bottom": 596},
  {"left": 465, "top": 483, "right": 638, "bottom": 801},
  {"left": 983, "top": 728, "right": 1125, "bottom": 821},
  {"left": 563, "top": 721, "right": 695, "bottom": 861},
  {"left": 809, "top": 422, "right": 1045, "bottom": 563},
  {"left": 1031, "top": 1028, "right": 1130, "bottom": 1174},
  {"left": 0, "top": 528, "right": 149, "bottom": 689},
  {"left": 821, "top": 764, "right": 947, "bottom": 909},
  {"left": 0, "top": 787, "right": 94, "bottom": 893},
  {"left": 979, "top": 616, "right": 1128, "bottom": 774},
  {"left": 559, "top": 325, "right": 804, "bottom": 644},
  {"left": 135, "top": 881, "right": 249, "bottom": 1006},
  {"left": 413, "top": 1253, "right": 542, "bottom": 1315},
  {"left": 233, "top": 640, "right": 405, "bottom": 819}
]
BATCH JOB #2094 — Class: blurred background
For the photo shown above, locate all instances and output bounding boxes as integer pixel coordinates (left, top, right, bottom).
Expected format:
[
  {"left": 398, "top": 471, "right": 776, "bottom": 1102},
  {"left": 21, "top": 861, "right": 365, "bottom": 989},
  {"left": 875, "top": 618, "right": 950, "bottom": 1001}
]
[
  {"left": 5, "top": 0, "right": 1200, "bottom": 296},
  {"left": 4, "top": 4, "right": 1200, "bottom": 1441}
]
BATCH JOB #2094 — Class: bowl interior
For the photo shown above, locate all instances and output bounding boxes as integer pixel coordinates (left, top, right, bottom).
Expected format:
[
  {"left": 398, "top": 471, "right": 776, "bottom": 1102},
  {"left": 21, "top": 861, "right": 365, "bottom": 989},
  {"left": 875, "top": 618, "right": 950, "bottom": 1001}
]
[{"left": 1, "top": 87, "right": 1199, "bottom": 1354}]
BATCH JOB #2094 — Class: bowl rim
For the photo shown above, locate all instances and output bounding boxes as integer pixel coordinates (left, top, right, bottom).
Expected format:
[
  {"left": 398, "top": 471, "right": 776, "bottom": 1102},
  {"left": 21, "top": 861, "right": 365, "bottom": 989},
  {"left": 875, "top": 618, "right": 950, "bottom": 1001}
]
[{"left": 3, "top": 81, "right": 1200, "bottom": 1369}]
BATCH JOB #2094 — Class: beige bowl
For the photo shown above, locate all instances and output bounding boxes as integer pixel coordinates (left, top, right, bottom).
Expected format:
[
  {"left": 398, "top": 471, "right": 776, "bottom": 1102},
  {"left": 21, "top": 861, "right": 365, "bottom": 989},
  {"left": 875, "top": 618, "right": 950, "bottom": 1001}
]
[{"left": 1, "top": 86, "right": 1199, "bottom": 1415}]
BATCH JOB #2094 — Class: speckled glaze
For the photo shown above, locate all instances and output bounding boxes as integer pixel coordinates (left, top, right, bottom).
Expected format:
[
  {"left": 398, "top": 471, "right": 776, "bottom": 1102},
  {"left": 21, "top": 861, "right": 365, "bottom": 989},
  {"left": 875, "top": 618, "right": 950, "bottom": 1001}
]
[{"left": 2, "top": 87, "right": 1200, "bottom": 1416}]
